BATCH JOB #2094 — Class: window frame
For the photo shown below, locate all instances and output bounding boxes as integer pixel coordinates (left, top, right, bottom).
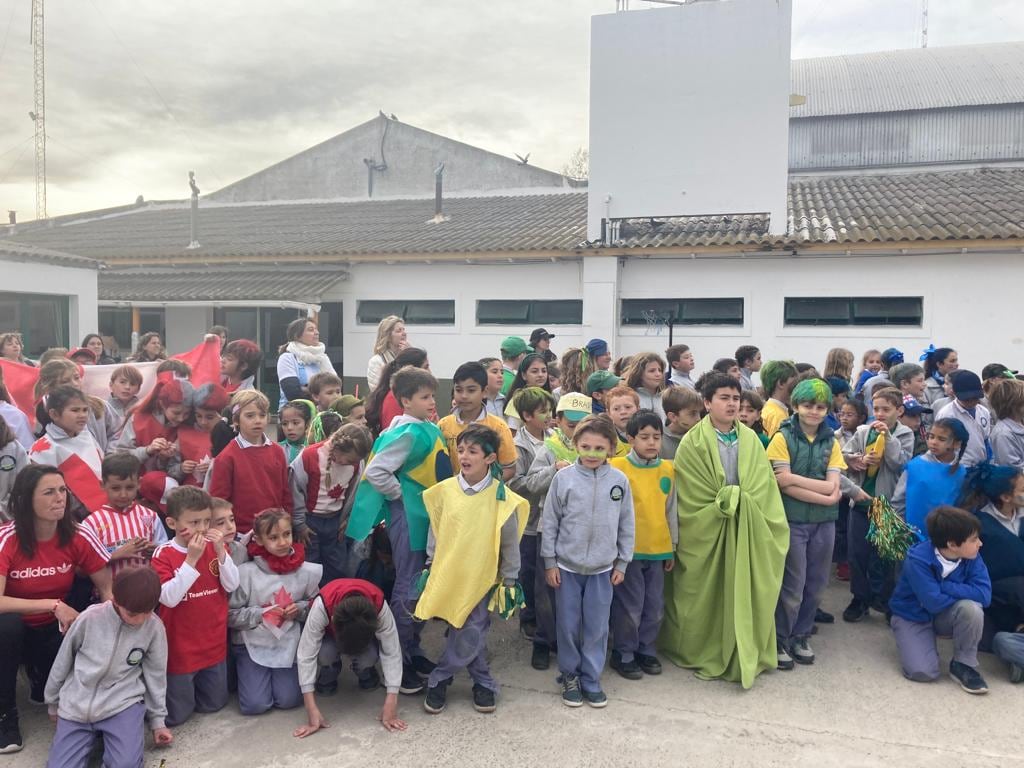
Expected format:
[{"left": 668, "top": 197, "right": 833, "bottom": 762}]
[{"left": 783, "top": 296, "right": 923, "bottom": 327}]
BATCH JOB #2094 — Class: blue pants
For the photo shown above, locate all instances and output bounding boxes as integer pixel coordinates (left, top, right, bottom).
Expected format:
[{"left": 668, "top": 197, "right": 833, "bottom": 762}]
[
  {"left": 519, "top": 534, "right": 538, "bottom": 625},
  {"left": 848, "top": 504, "right": 893, "bottom": 604},
  {"left": 555, "top": 569, "right": 613, "bottom": 693},
  {"left": 533, "top": 533, "right": 557, "bottom": 649},
  {"left": 428, "top": 599, "right": 498, "bottom": 692},
  {"left": 611, "top": 559, "right": 665, "bottom": 662},
  {"left": 776, "top": 521, "right": 836, "bottom": 644},
  {"left": 993, "top": 631, "right": 1024, "bottom": 668},
  {"left": 232, "top": 644, "right": 302, "bottom": 715},
  {"left": 165, "top": 661, "right": 228, "bottom": 727},
  {"left": 891, "top": 600, "right": 984, "bottom": 681},
  {"left": 305, "top": 514, "right": 352, "bottom": 586},
  {"left": 386, "top": 500, "right": 426, "bottom": 664},
  {"left": 47, "top": 701, "right": 145, "bottom": 768}
]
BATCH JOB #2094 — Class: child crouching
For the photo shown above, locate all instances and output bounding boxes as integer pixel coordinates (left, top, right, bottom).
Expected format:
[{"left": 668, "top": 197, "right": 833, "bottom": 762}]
[
  {"left": 45, "top": 568, "right": 172, "bottom": 767},
  {"left": 415, "top": 424, "right": 528, "bottom": 714}
]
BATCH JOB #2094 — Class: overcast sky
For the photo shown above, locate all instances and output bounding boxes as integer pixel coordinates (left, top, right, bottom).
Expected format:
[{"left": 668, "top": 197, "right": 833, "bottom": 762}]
[{"left": 0, "top": 0, "right": 1022, "bottom": 218}]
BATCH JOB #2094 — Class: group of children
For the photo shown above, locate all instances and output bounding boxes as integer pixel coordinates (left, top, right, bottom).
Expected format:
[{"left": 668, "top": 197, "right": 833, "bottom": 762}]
[{"left": 1, "top": 331, "right": 1023, "bottom": 764}]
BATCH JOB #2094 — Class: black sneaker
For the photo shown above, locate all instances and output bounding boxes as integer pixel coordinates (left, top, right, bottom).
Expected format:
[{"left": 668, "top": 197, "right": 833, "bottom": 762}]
[
  {"left": 777, "top": 642, "right": 794, "bottom": 671},
  {"left": 790, "top": 637, "right": 815, "bottom": 665},
  {"left": 558, "top": 673, "right": 583, "bottom": 708},
  {"left": 472, "top": 684, "right": 496, "bottom": 713},
  {"left": 314, "top": 680, "right": 338, "bottom": 696},
  {"left": 636, "top": 653, "right": 662, "bottom": 676},
  {"left": 423, "top": 677, "right": 451, "bottom": 714},
  {"left": 814, "top": 608, "right": 835, "bottom": 624},
  {"left": 610, "top": 650, "right": 643, "bottom": 680},
  {"left": 1010, "top": 662, "right": 1024, "bottom": 685},
  {"left": 949, "top": 660, "right": 989, "bottom": 694},
  {"left": 520, "top": 620, "right": 537, "bottom": 642},
  {"left": 0, "top": 710, "right": 22, "bottom": 754},
  {"left": 842, "top": 598, "right": 870, "bottom": 623},
  {"left": 357, "top": 666, "right": 380, "bottom": 691},
  {"left": 411, "top": 655, "right": 436, "bottom": 676},
  {"left": 582, "top": 688, "right": 608, "bottom": 708},
  {"left": 400, "top": 666, "right": 426, "bottom": 695},
  {"left": 870, "top": 596, "right": 889, "bottom": 615},
  {"left": 531, "top": 643, "right": 550, "bottom": 671}
]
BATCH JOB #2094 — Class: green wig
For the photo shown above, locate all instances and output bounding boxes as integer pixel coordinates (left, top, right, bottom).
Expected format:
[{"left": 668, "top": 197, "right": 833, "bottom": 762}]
[
  {"left": 760, "top": 360, "right": 798, "bottom": 397},
  {"left": 790, "top": 378, "right": 833, "bottom": 407},
  {"left": 513, "top": 386, "right": 556, "bottom": 418}
]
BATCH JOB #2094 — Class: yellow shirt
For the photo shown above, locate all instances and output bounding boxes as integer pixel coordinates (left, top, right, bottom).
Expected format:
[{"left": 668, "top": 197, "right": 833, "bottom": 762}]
[
  {"left": 761, "top": 399, "right": 790, "bottom": 437},
  {"left": 766, "top": 430, "right": 847, "bottom": 471},
  {"left": 437, "top": 411, "right": 517, "bottom": 467}
]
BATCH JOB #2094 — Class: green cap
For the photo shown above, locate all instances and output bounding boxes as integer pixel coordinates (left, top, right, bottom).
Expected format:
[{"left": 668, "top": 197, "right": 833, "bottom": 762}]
[
  {"left": 330, "top": 394, "right": 365, "bottom": 417},
  {"left": 500, "top": 336, "right": 533, "bottom": 357},
  {"left": 585, "top": 370, "right": 621, "bottom": 395}
]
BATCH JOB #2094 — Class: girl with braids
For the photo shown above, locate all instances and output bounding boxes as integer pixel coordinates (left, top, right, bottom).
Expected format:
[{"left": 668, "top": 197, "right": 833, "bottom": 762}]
[
  {"left": 364, "top": 347, "right": 429, "bottom": 436},
  {"left": 290, "top": 423, "right": 374, "bottom": 584},
  {"left": 891, "top": 418, "right": 970, "bottom": 540}
]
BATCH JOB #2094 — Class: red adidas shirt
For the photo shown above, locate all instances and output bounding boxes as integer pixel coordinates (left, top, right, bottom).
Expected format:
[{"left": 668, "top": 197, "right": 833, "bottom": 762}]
[
  {"left": 151, "top": 541, "right": 230, "bottom": 675},
  {"left": 0, "top": 522, "right": 110, "bottom": 627}
]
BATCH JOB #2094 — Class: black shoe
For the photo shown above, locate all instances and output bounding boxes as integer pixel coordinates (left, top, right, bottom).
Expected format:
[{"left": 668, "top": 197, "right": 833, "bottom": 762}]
[
  {"left": 423, "top": 677, "right": 451, "bottom": 714},
  {"left": 411, "top": 655, "right": 436, "bottom": 676},
  {"left": 314, "top": 680, "right": 338, "bottom": 696},
  {"left": 400, "top": 666, "right": 426, "bottom": 695},
  {"left": 814, "top": 608, "right": 835, "bottom": 624},
  {"left": 357, "top": 666, "right": 380, "bottom": 691},
  {"left": 777, "top": 642, "right": 795, "bottom": 671},
  {"left": 949, "top": 661, "right": 989, "bottom": 694},
  {"left": 472, "top": 684, "right": 496, "bottom": 713},
  {"left": 869, "top": 596, "right": 889, "bottom": 614},
  {"left": 636, "top": 653, "right": 662, "bottom": 676},
  {"left": 842, "top": 598, "right": 870, "bottom": 623},
  {"left": 0, "top": 710, "right": 22, "bottom": 754},
  {"left": 531, "top": 643, "right": 550, "bottom": 671},
  {"left": 610, "top": 650, "right": 643, "bottom": 680},
  {"left": 520, "top": 620, "right": 537, "bottom": 642}
]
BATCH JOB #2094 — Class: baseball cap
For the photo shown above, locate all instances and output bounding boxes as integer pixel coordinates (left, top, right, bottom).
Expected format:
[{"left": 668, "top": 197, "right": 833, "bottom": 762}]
[
  {"left": 901, "top": 395, "right": 932, "bottom": 416},
  {"left": 529, "top": 328, "right": 555, "bottom": 344},
  {"left": 585, "top": 338, "right": 610, "bottom": 358},
  {"left": 586, "top": 370, "right": 621, "bottom": 395},
  {"left": 981, "top": 363, "right": 1019, "bottom": 380},
  {"left": 139, "top": 472, "right": 179, "bottom": 514},
  {"left": 881, "top": 348, "right": 904, "bottom": 366},
  {"left": 556, "top": 392, "right": 593, "bottom": 422},
  {"left": 500, "top": 336, "right": 533, "bottom": 357},
  {"left": 951, "top": 370, "right": 984, "bottom": 401}
]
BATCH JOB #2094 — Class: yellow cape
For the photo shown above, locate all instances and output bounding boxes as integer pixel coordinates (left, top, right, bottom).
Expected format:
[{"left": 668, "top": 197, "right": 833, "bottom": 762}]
[{"left": 414, "top": 478, "right": 528, "bottom": 628}]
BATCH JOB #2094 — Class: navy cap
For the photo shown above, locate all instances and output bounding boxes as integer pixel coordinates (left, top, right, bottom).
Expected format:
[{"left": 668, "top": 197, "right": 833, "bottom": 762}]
[
  {"left": 585, "top": 338, "right": 609, "bottom": 357},
  {"left": 952, "top": 370, "right": 984, "bottom": 400}
]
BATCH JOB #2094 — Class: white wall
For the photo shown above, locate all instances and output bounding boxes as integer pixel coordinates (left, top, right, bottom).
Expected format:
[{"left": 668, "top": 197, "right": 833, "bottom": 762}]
[
  {"left": 1, "top": 258, "right": 98, "bottom": 345},
  {"left": 164, "top": 306, "right": 214, "bottom": 355},
  {"left": 588, "top": 0, "right": 792, "bottom": 239}
]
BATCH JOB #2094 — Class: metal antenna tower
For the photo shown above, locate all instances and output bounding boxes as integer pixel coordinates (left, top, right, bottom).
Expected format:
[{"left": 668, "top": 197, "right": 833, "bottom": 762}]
[{"left": 29, "top": 0, "right": 47, "bottom": 220}]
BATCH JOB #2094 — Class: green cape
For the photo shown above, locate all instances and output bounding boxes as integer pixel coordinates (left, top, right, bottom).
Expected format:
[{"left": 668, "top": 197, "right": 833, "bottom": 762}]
[
  {"left": 659, "top": 416, "right": 789, "bottom": 688},
  {"left": 346, "top": 421, "right": 452, "bottom": 551}
]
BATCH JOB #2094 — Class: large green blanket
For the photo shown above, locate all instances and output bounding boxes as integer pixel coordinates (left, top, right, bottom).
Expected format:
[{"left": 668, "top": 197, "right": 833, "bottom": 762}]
[{"left": 659, "top": 417, "right": 789, "bottom": 688}]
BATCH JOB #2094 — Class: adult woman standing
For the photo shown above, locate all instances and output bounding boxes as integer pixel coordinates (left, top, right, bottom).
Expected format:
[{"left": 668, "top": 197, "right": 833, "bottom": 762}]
[
  {"left": 80, "top": 334, "right": 116, "bottom": 365},
  {"left": 130, "top": 332, "right": 166, "bottom": 363},
  {"left": 276, "top": 317, "right": 336, "bottom": 408},
  {"left": 0, "top": 334, "right": 33, "bottom": 367},
  {"left": 0, "top": 465, "right": 112, "bottom": 753},
  {"left": 366, "top": 315, "right": 408, "bottom": 391}
]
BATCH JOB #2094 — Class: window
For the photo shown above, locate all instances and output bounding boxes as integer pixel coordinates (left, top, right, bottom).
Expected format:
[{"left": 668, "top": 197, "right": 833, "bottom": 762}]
[
  {"left": 476, "top": 300, "right": 583, "bottom": 325},
  {"left": 356, "top": 300, "right": 455, "bottom": 325},
  {"left": 0, "top": 292, "right": 70, "bottom": 356},
  {"left": 620, "top": 298, "right": 743, "bottom": 326},
  {"left": 784, "top": 297, "right": 922, "bottom": 326}
]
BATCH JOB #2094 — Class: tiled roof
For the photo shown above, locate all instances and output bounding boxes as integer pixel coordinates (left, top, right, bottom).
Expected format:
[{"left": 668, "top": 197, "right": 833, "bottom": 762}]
[
  {"left": 610, "top": 168, "right": 1024, "bottom": 248},
  {"left": 0, "top": 239, "right": 101, "bottom": 268},
  {"left": 4, "top": 168, "right": 1024, "bottom": 262},
  {"left": 790, "top": 42, "right": 1024, "bottom": 118},
  {"left": 4, "top": 193, "right": 588, "bottom": 263},
  {"left": 99, "top": 267, "right": 347, "bottom": 303}
]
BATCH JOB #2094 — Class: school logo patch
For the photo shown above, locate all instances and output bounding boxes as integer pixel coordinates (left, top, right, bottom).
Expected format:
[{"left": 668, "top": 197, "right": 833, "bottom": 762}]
[
  {"left": 610, "top": 485, "right": 624, "bottom": 501},
  {"left": 209, "top": 558, "right": 220, "bottom": 578},
  {"left": 126, "top": 648, "right": 145, "bottom": 666},
  {"left": 0, "top": 456, "right": 15, "bottom": 472},
  {"left": 659, "top": 476, "right": 672, "bottom": 495}
]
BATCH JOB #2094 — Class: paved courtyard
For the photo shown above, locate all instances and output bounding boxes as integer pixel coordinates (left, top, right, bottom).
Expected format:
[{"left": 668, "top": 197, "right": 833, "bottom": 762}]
[{"left": 14, "top": 583, "right": 1022, "bottom": 767}]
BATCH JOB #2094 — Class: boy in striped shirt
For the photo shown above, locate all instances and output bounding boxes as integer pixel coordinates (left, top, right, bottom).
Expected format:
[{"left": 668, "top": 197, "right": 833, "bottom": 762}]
[{"left": 83, "top": 453, "right": 167, "bottom": 574}]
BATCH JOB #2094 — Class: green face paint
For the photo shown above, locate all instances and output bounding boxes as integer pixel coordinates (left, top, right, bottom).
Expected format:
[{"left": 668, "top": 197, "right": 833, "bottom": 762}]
[{"left": 578, "top": 448, "right": 608, "bottom": 459}]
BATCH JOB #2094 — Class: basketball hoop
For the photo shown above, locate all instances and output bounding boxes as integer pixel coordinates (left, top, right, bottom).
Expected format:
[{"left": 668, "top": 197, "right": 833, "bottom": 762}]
[{"left": 641, "top": 309, "right": 669, "bottom": 337}]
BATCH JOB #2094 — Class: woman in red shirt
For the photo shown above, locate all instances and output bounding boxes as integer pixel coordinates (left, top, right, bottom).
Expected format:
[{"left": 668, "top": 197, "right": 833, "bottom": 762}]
[{"left": 0, "top": 464, "right": 111, "bottom": 754}]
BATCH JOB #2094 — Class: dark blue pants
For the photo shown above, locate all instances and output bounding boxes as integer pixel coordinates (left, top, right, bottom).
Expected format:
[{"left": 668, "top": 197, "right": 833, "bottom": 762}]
[
  {"left": 848, "top": 504, "right": 893, "bottom": 604},
  {"left": 519, "top": 534, "right": 538, "bottom": 626},
  {"left": 232, "top": 644, "right": 302, "bottom": 715},
  {"left": 533, "top": 533, "right": 557, "bottom": 650},
  {"left": 305, "top": 514, "right": 352, "bottom": 586},
  {"left": 610, "top": 560, "right": 665, "bottom": 662},
  {"left": 386, "top": 500, "right": 426, "bottom": 664},
  {"left": 555, "top": 569, "right": 613, "bottom": 693}
]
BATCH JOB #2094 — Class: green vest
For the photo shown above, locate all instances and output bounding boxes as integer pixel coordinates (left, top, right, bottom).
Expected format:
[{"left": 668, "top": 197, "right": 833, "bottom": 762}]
[{"left": 778, "top": 417, "right": 839, "bottom": 524}]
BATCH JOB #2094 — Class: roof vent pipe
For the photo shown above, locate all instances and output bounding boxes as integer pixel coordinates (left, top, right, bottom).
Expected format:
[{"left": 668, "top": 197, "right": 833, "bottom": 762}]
[
  {"left": 186, "top": 171, "right": 201, "bottom": 250},
  {"left": 428, "top": 162, "right": 449, "bottom": 224},
  {"left": 7, "top": 211, "right": 15, "bottom": 225}
]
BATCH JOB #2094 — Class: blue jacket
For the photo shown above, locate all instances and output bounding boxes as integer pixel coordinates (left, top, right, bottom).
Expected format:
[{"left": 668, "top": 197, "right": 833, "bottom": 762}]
[
  {"left": 889, "top": 540, "right": 991, "bottom": 624},
  {"left": 975, "top": 507, "right": 1024, "bottom": 583}
]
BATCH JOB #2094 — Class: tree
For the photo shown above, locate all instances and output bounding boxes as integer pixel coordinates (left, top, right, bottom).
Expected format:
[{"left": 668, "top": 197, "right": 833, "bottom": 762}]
[{"left": 562, "top": 147, "right": 589, "bottom": 181}]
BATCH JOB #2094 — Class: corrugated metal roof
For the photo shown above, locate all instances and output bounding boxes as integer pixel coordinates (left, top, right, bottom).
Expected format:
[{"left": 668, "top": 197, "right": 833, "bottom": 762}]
[
  {"left": 0, "top": 240, "right": 101, "bottom": 268},
  {"left": 99, "top": 267, "right": 347, "bottom": 302},
  {"left": 790, "top": 42, "right": 1024, "bottom": 118}
]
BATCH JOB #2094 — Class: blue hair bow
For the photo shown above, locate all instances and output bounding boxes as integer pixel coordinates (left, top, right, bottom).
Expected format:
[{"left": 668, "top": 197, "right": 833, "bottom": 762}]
[{"left": 919, "top": 344, "right": 936, "bottom": 362}]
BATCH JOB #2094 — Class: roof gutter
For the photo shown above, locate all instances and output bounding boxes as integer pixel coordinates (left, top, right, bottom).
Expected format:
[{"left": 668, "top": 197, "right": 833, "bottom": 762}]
[{"left": 99, "top": 299, "right": 322, "bottom": 312}]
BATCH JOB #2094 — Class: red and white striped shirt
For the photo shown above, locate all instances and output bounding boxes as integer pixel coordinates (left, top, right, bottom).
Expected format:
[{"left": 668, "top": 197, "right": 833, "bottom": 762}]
[{"left": 82, "top": 502, "right": 168, "bottom": 574}]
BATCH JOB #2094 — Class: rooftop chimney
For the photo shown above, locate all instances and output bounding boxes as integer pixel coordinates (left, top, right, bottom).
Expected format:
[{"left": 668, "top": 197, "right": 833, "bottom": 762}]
[
  {"left": 427, "top": 163, "right": 449, "bottom": 224},
  {"left": 7, "top": 211, "right": 14, "bottom": 225},
  {"left": 186, "top": 171, "right": 201, "bottom": 250}
]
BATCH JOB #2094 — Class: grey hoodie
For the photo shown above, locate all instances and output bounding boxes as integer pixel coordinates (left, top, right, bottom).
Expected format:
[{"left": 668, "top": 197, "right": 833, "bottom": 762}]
[
  {"left": 541, "top": 461, "right": 635, "bottom": 575},
  {"left": 44, "top": 602, "right": 168, "bottom": 729},
  {"left": 842, "top": 422, "right": 914, "bottom": 500},
  {"left": 991, "top": 418, "right": 1024, "bottom": 468},
  {"left": 508, "top": 427, "right": 550, "bottom": 534}
]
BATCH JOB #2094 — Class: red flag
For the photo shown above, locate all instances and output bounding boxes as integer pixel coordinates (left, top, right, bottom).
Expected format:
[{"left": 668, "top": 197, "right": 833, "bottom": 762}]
[
  {"left": 173, "top": 336, "right": 221, "bottom": 388},
  {"left": 0, "top": 359, "right": 41, "bottom": 427}
]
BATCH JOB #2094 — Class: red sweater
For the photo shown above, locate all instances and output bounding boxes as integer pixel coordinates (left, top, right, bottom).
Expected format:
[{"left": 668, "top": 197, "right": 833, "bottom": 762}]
[
  {"left": 152, "top": 542, "right": 229, "bottom": 675},
  {"left": 319, "top": 579, "right": 385, "bottom": 637},
  {"left": 208, "top": 438, "right": 289, "bottom": 533}
]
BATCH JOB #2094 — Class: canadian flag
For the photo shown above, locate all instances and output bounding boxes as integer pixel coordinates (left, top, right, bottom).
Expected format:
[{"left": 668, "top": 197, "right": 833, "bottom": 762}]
[{"left": 28, "top": 431, "right": 107, "bottom": 510}]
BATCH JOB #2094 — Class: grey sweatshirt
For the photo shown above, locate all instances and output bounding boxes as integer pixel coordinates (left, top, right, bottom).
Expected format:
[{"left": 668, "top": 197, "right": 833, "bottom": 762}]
[
  {"left": 842, "top": 422, "right": 914, "bottom": 500},
  {"left": 44, "top": 602, "right": 168, "bottom": 729},
  {"left": 364, "top": 414, "right": 424, "bottom": 501},
  {"left": 228, "top": 556, "right": 323, "bottom": 669},
  {"left": 296, "top": 598, "right": 402, "bottom": 695},
  {"left": 660, "top": 429, "right": 684, "bottom": 461},
  {"left": 0, "top": 440, "right": 27, "bottom": 522},
  {"left": 541, "top": 461, "right": 635, "bottom": 575},
  {"left": 523, "top": 442, "right": 563, "bottom": 520},
  {"left": 508, "top": 427, "right": 549, "bottom": 534},
  {"left": 991, "top": 418, "right": 1024, "bottom": 468}
]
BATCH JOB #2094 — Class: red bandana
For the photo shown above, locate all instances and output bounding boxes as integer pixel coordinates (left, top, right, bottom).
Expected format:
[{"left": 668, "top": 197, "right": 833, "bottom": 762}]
[{"left": 246, "top": 540, "right": 306, "bottom": 574}]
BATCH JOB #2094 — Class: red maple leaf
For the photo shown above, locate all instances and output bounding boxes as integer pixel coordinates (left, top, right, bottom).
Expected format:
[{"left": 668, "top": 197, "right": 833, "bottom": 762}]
[{"left": 327, "top": 485, "right": 344, "bottom": 500}]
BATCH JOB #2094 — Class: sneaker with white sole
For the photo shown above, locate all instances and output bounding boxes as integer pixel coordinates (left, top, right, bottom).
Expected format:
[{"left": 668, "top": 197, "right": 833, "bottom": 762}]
[
  {"left": 789, "top": 637, "right": 815, "bottom": 665},
  {"left": 0, "top": 710, "right": 22, "bottom": 754},
  {"left": 777, "top": 642, "right": 794, "bottom": 671},
  {"left": 559, "top": 673, "right": 583, "bottom": 708},
  {"left": 949, "top": 660, "right": 988, "bottom": 694}
]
